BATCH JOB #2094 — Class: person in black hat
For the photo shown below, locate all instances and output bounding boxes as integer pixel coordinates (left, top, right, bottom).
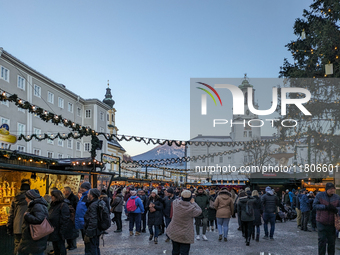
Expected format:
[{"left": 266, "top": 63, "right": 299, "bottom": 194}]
[
  {"left": 313, "top": 182, "right": 340, "bottom": 255},
  {"left": 7, "top": 182, "right": 30, "bottom": 253},
  {"left": 194, "top": 186, "right": 209, "bottom": 241},
  {"left": 163, "top": 187, "right": 176, "bottom": 242}
]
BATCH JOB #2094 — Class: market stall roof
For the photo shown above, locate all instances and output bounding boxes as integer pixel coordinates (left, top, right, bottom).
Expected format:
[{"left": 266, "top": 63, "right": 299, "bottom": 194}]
[
  {"left": 211, "top": 175, "right": 249, "bottom": 182},
  {"left": 197, "top": 182, "right": 212, "bottom": 186}
]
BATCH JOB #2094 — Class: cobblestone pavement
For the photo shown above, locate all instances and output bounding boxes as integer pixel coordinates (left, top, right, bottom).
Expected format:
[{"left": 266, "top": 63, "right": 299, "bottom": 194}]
[{"left": 68, "top": 216, "right": 340, "bottom": 255}]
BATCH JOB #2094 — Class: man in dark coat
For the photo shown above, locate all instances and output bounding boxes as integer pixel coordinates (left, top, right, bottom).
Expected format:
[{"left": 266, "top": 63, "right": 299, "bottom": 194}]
[
  {"left": 111, "top": 188, "right": 124, "bottom": 233},
  {"left": 7, "top": 182, "right": 30, "bottom": 253},
  {"left": 84, "top": 189, "right": 102, "bottom": 255},
  {"left": 163, "top": 188, "right": 177, "bottom": 242},
  {"left": 63, "top": 186, "right": 79, "bottom": 250},
  {"left": 138, "top": 189, "right": 148, "bottom": 233},
  {"left": 261, "top": 186, "right": 279, "bottom": 240},
  {"left": 194, "top": 186, "right": 209, "bottom": 241},
  {"left": 18, "top": 189, "right": 49, "bottom": 255}
]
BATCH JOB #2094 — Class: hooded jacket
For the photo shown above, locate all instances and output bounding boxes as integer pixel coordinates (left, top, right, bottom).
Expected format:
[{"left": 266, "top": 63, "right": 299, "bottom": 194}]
[
  {"left": 7, "top": 190, "right": 28, "bottom": 234},
  {"left": 253, "top": 195, "right": 263, "bottom": 226},
  {"left": 48, "top": 200, "right": 70, "bottom": 241},
  {"left": 299, "top": 194, "right": 312, "bottom": 213},
  {"left": 111, "top": 193, "right": 124, "bottom": 213},
  {"left": 75, "top": 190, "right": 89, "bottom": 230},
  {"left": 237, "top": 195, "right": 256, "bottom": 222},
  {"left": 194, "top": 190, "right": 209, "bottom": 219},
  {"left": 313, "top": 191, "right": 340, "bottom": 225},
  {"left": 17, "top": 197, "right": 49, "bottom": 254},
  {"left": 146, "top": 195, "right": 164, "bottom": 226},
  {"left": 261, "top": 192, "right": 279, "bottom": 214},
  {"left": 213, "top": 190, "right": 234, "bottom": 218},
  {"left": 166, "top": 199, "right": 202, "bottom": 244},
  {"left": 84, "top": 198, "right": 102, "bottom": 237}
]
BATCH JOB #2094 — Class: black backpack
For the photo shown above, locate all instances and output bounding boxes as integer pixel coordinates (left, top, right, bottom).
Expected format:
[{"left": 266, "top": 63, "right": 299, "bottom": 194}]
[
  {"left": 245, "top": 199, "right": 254, "bottom": 216},
  {"left": 97, "top": 200, "right": 111, "bottom": 231}
]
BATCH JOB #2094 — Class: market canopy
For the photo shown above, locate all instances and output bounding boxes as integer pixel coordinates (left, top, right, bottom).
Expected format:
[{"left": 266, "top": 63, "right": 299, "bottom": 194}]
[{"left": 211, "top": 174, "right": 249, "bottom": 185}]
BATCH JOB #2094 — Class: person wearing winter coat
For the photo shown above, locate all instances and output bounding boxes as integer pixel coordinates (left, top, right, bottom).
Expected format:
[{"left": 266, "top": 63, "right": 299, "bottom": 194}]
[
  {"left": 293, "top": 189, "right": 302, "bottom": 228},
  {"left": 111, "top": 188, "right": 124, "bottom": 233},
  {"left": 237, "top": 191, "right": 256, "bottom": 246},
  {"left": 213, "top": 188, "right": 234, "bottom": 242},
  {"left": 261, "top": 186, "right": 279, "bottom": 240},
  {"left": 194, "top": 186, "right": 209, "bottom": 241},
  {"left": 125, "top": 189, "right": 145, "bottom": 236},
  {"left": 17, "top": 189, "right": 49, "bottom": 255},
  {"left": 75, "top": 182, "right": 91, "bottom": 240},
  {"left": 48, "top": 190, "right": 70, "bottom": 255},
  {"left": 207, "top": 189, "right": 217, "bottom": 231},
  {"left": 252, "top": 190, "right": 263, "bottom": 242},
  {"left": 138, "top": 189, "right": 148, "bottom": 233},
  {"left": 313, "top": 183, "right": 340, "bottom": 255},
  {"left": 299, "top": 189, "right": 313, "bottom": 232},
  {"left": 7, "top": 182, "right": 30, "bottom": 253},
  {"left": 166, "top": 190, "right": 202, "bottom": 255},
  {"left": 146, "top": 189, "right": 163, "bottom": 244},
  {"left": 99, "top": 189, "right": 110, "bottom": 212},
  {"left": 163, "top": 187, "right": 176, "bottom": 242},
  {"left": 62, "top": 186, "right": 79, "bottom": 251}
]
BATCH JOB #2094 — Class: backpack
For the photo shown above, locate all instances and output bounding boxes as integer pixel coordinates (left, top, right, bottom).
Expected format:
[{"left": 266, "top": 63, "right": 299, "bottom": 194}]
[
  {"left": 62, "top": 202, "right": 75, "bottom": 223},
  {"left": 97, "top": 200, "right": 111, "bottom": 231},
  {"left": 245, "top": 199, "right": 254, "bottom": 216},
  {"left": 126, "top": 197, "right": 137, "bottom": 212}
]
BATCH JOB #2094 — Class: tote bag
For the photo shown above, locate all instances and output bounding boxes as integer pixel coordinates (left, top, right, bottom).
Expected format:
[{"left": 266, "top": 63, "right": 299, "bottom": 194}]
[{"left": 30, "top": 218, "right": 54, "bottom": 241}]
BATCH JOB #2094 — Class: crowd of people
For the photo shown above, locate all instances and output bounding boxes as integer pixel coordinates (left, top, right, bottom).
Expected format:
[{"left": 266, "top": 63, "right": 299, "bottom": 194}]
[{"left": 5, "top": 181, "right": 340, "bottom": 255}]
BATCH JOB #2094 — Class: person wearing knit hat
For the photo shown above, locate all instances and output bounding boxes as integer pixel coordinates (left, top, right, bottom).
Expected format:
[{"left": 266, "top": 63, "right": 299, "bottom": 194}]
[
  {"left": 111, "top": 188, "right": 124, "bottom": 233},
  {"left": 151, "top": 189, "right": 158, "bottom": 195},
  {"left": 89, "top": 188, "right": 100, "bottom": 198},
  {"left": 164, "top": 187, "right": 176, "bottom": 242},
  {"left": 18, "top": 190, "right": 49, "bottom": 254},
  {"left": 130, "top": 190, "right": 137, "bottom": 196},
  {"left": 261, "top": 185, "right": 279, "bottom": 240},
  {"left": 194, "top": 185, "right": 210, "bottom": 241},
  {"left": 166, "top": 189, "right": 202, "bottom": 254},
  {"left": 314, "top": 182, "right": 340, "bottom": 254},
  {"left": 75, "top": 182, "right": 91, "bottom": 235},
  {"left": 7, "top": 185, "right": 32, "bottom": 250},
  {"left": 125, "top": 187, "right": 145, "bottom": 236}
]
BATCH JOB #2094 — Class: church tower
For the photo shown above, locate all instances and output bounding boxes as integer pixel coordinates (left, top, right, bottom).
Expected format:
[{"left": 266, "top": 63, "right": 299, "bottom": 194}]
[
  {"left": 230, "top": 74, "right": 261, "bottom": 141},
  {"left": 102, "top": 80, "right": 118, "bottom": 135}
]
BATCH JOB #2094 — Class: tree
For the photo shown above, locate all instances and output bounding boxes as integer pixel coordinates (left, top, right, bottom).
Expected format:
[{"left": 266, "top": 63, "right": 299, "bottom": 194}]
[{"left": 278, "top": 0, "right": 340, "bottom": 165}]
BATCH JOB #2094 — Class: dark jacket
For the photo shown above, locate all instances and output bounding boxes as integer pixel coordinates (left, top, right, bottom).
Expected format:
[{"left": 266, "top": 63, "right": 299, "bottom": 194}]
[
  {"left": 253, "top": 195, "right": 263, "bottom": 226},
  {"left": 75, "top": 190, "right": 89, "bottom": 230},
  {"left": 139, "top": 194, "right": 148, "bottom": 212},
  {"left": 100, "top": 194, "right": 110, "bottom": 212},
  {"left": 67, "top": 192, "right": 79, "bottom": 210},
  {"left": 7, "top": 191, "right": 28, "bottom": 235},
  {"left": 208, "top": 193, "right": 217, "bottom": 221},
  {"left": 261, "top": 193, "right": 279, "bottom": 214},
  {"left": 17, "top": 197, "right": 49, "bottom": 254},
  {"left": 84, "top": 198, "right": 102, "bottom": 238},
  {"left": 111, "top": 193, "right": 124, "bottom": 213},
  {"left": 147, "top": 196, "right": 164, "bottom": 226},
  {"left": 299, "top": 194, "right": 312, "bottom": 213},
  {"left": 48, "top": 200, "right": 70, "bottom": 242},
  {"left": 194, "top": 191, "right": 209, "bottom": 219},
  {"left": 292, "top": 194, "right": 300, "bottom": 210},
  {"left": 313, "top": 191, "right": 340, "bottom": 225},
  {"left": 163, "top": 195, "right": 177, "bottom": 218},
  {"left": 237, "top": 196, "right": 256, "bottom": 222},
  {"left": 64, "top": 199, "right": 79, "bottom": 240}
]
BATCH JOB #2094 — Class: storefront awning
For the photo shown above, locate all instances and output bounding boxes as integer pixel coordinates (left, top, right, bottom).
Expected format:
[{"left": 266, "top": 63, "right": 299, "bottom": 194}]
[{"left": 211, "top": 175, "right": 249, "bottom": 182}]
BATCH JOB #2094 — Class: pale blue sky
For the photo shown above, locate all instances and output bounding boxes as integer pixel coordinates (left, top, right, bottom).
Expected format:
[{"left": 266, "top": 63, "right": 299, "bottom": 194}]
[{"left": 1, "top": 0, "right": 312, "bottom": 156}]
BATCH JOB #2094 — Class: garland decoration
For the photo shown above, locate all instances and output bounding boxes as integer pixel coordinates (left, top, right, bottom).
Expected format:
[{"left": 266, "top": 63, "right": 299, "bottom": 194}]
[{"left": 0, "top": 149, "right": 57, "bottom": 164}]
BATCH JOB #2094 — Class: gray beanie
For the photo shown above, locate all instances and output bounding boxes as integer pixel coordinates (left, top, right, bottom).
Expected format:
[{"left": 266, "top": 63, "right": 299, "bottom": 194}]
[
  {"left": 89, "top": 188, "right": 101, "bottom": 198},
  {"left": 81, "top": 182, "right": 91, "bottom": 190}
]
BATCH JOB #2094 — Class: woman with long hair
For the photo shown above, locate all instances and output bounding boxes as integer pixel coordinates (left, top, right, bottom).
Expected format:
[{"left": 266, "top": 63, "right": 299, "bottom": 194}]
[
  {"left": 146, "top": 189, "right": 164, "bottom": 244},
  {"left": 252, "top": 190, "right": 263, "bottom": 242}
]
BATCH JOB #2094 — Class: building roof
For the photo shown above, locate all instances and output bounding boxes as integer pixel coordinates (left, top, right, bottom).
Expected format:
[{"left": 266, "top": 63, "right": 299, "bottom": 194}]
[{"left": 108, "top": 139, "right": 126, "bottom": 152}]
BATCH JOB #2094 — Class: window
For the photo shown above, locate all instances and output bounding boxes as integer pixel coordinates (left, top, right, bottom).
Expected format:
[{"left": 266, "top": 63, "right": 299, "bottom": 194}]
[
  {"left": 76, "top": 141, "right": 81, "bottom": 151},
  {"left": 68, "top": 102, "right": 73, "bottom": 113},
  {"left": 67, "top": 155, "right": 71, "bottom": 158},
  {"left": 249, "top": 155, "right": 253, "bottom": 162},
  {"left": 33, "top": 128, "right": 41, "bottom": 136},
  {"left": 1, "top": 143, "right": 9, "bottom": 149},
  {"left": 58, "top": 97, "right": 64, "bottom": 108},
  {"left": 228, "top": 156, "right": 232, "bottom": 160},
  {"left": 17, "top": 76, "right": 25, "bottom": 90},
  {"left": 58, "top": 154, "right": 63, "bottom": 159},
  {"left": 48, "top": 91, "right": 54, "bottom": 104},
  {"left": 100, "top": 111, "right": 104, "bottom": 121},
  {"left": 17, "top": 123, "right": 26, "bottom": 135},
  {"left": 1, "top": 117, "right": 9, "bottom": 125},
  {"left": 77, "top": 107, "right": 81, "bottom": 117},
  {"left": 17, "top": 146, "right": 25, "bottom": 152},
  {"left": 1, "top": 100, "right": 9, "bottom": 107},
  {"left": 47, "top": 151, "right": 54, "bottom": 158},
  {"left": 244, "top": 156, "right": 248, "bottom": 162},
  {"left": 18, "top": 108, "right": 25, "bottom": 113},
  {"left": 202, "top": 158, "right": 206, "bottom": 163},
  {"left": 33, "top": 149, "right": 41, "bottom": 156},
  {"left": 1, "top": 66, "right": 9, "bottom": 82},
  {"left": 219, "top": 156, "right": 223, "bottom": 163},
  {"left": 85, "top": 109, "right": 91, "bottom": 118},
  {"left": 107, "top": 114, "right": 109, "bottom": 121},
  {"left": 243, "top": 131, "right": 247, "bottom": 137},
  {"left": 249, "top": 131, "right": 252, "bottom": 137},
  {"left": 34, "top": 84, "right": 41, "bottom": 97},
  {"left": 47, "top": 132, "right": 54, "bottom": 144},
  {"left": 58, "top": 138, "right": 63, "bottom": 147},
  {"left": 210, "top": 157, "right": 214, "bottom": 163},
  {"left": 67, "top": 139, "right": 72, "bottom": 149},
  {"left": 84, "top": 143, "right": 90, "bottom": 151}
]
